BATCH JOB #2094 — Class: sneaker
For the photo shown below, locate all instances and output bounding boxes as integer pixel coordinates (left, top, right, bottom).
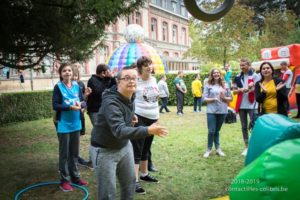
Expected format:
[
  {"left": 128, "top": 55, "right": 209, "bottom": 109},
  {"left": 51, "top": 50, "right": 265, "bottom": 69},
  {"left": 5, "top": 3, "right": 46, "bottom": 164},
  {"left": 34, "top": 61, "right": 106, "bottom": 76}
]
[
  {"left": 148, "top": 164, "right": 158, "bottom": 172},
  {"left": 135, "top": 182, "right": 146, "bottom": 194},
  {"left": 78, "top": 158, "right": 94, "bottom": 170},
  {"left": 60, "top": 182, "right": 73, "bottom": 192},
  {"left": 203, "top": 150, "right": 211, "bottom": 158},
  {"left": 73, "top": 179, "right": 88, "bottom": 186},
  {"left": 216, "top": 149, "right": 225, "bottom": 156},
  {"left": 177, "top": 112, "right": 183, "bottom": 116},
  {"left": 87, "top": 161, "right": 94, "bottom": 170},
  {"left": 241, "top": 148, "right": 248, "bottom": 156},
  {"left": 77, "top": 157, "right": 88, "bottom": 166},
  {"left": 140, "top": 174, "right": 159, "bottom": 183}
]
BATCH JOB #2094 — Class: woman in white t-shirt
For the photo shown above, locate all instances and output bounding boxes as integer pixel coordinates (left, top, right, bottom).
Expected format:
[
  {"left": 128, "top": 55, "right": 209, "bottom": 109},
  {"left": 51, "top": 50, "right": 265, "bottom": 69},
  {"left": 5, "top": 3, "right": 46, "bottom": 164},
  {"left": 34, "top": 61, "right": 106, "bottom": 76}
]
[{"left": 131, "top": 56, "right": 161, "bottom": 194}]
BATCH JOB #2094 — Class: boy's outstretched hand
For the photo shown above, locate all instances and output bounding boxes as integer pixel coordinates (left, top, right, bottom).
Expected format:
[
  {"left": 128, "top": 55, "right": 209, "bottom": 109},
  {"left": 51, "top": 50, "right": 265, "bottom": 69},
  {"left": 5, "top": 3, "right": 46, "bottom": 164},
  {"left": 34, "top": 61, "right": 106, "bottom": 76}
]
[{"left": 148, "top": 122, "right": 168, "bottom": 137}]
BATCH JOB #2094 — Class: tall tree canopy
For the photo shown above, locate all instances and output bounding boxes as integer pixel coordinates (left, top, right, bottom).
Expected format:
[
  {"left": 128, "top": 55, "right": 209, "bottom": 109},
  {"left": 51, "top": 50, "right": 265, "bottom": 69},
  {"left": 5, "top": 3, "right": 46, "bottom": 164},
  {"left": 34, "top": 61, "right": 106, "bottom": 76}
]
[
  {"left": 187, "top": 3, "right": 258, "bottom": 67},
  {"left": 188, "top": 0, "right": 300, "bottom": 67},
  {"left": 239, "top": 0, "right": 300, "bottom": 27},
  {"left": 0, "top": 0, "right": 145, "bottom": 69}
]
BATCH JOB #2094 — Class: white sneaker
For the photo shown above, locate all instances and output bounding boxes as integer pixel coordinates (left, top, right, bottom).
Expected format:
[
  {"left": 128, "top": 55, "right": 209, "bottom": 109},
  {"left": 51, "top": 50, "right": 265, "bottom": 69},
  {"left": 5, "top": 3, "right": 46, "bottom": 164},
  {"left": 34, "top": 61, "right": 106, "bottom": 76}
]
[
  {"left": 241, "top": 148, "right": 248, "bottom": 156},
  {"left": 203, "top": 150, "right": 211, "bottom": 158},
  {"left": 216, "top": 149, "right": 225, "bottom": 156}
]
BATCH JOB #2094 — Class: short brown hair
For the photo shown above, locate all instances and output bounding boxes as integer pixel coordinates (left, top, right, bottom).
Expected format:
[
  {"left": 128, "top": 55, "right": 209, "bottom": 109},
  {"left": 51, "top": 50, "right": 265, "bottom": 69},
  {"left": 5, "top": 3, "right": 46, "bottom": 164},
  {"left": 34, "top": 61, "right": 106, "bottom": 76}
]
[
  {"left": 240, "top": 58, "right": 251, "bottom": 66},
  {"left": 96, "top": 64, "right": 109, "bottom": 75},
  {"left": 136, "top": 56, "right": 152, "bottom": 74}
]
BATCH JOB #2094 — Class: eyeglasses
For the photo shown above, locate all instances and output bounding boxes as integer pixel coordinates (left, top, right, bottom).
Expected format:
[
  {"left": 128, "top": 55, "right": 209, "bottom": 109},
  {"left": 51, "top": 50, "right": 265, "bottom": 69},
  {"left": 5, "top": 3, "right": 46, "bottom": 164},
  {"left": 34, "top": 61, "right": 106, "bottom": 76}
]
[{"left": 119, "top": 76, "right": 138, "bottom": 82}]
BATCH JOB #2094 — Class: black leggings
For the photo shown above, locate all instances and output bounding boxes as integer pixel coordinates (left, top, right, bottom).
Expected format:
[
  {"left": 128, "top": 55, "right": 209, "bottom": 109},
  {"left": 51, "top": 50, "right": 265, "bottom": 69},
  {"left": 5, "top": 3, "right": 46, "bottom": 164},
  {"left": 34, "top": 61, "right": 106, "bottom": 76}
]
[{"left": 131, "top": 115, "right": 157, "bottom": 164}]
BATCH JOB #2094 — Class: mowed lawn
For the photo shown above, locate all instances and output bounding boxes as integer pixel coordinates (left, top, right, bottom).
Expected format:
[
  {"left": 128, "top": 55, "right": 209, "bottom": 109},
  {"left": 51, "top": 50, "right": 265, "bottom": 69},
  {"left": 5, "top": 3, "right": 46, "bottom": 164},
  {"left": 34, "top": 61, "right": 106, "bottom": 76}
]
[{"left": 0, "top": 106, "right": 246, "bottom": 200}]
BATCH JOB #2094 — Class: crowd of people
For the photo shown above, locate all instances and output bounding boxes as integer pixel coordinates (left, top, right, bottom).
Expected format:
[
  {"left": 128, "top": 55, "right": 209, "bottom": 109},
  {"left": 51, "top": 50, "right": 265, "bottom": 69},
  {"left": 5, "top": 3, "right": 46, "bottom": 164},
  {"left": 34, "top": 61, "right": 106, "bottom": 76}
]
[{"left": 52, "top": 56, "right": 298, "bottom": 199}]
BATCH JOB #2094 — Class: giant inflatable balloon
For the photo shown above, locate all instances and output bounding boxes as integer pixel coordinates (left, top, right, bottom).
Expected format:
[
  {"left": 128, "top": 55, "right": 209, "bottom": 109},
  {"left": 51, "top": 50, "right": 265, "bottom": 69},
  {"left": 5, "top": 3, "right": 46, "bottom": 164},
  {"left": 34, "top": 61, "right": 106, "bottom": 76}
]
[
  {"left": 228, "top": 114, "right": 300, "bottom": 200},
  {"left": 245, "top": 114, "right": 300, "bottom": 166},
  {"left": 230, "top": 138, "right": 300, "bottom": 200},
  {"left": 106, "top": 24, "right": 167, "bottom": 74}
]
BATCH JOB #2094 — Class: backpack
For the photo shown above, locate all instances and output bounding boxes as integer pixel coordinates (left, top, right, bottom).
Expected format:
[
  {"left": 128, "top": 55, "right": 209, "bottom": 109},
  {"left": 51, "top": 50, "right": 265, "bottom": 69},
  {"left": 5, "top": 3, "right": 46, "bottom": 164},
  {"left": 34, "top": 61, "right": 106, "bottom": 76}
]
[{"left": 225, "top": 107, "right": 237, "bottom": 124}]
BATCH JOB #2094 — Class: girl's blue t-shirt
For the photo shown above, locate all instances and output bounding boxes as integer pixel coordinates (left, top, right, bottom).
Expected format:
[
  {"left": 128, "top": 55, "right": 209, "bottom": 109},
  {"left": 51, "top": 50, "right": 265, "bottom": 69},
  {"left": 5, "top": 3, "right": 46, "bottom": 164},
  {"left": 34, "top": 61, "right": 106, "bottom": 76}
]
[{"left": 57, "top": 81, "right": 81, "bottom": 133}]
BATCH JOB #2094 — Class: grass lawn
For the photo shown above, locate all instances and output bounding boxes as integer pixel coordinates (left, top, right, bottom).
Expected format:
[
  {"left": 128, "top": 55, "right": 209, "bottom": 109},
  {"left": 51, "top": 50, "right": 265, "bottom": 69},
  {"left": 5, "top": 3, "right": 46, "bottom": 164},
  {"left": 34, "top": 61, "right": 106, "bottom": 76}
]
[{"left": 0, "top": 106, "right": 246, "bottom": 200}]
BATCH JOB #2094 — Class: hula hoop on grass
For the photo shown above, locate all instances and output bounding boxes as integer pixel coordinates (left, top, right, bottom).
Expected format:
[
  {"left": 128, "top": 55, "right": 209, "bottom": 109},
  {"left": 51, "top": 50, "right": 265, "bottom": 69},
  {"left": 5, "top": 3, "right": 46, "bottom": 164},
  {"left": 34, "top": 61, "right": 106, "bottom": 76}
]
[{"left": 14, "top": 181, "right": 89, "bottom": 200}]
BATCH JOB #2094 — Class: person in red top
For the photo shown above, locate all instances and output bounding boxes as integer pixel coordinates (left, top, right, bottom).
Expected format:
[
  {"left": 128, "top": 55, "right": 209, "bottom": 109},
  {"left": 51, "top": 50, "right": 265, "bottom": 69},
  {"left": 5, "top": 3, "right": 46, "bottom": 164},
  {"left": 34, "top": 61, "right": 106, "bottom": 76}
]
[{"left": 280, "top": 61, "right": 293, "bottom": 112}]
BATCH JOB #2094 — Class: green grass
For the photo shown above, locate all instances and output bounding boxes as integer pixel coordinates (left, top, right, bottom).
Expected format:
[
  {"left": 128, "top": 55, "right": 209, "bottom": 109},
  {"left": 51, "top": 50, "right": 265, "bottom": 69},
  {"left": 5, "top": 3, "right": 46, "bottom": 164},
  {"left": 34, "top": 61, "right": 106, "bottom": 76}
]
[{"left": 0, "top": 106, "right": 246, "bottom": 200}]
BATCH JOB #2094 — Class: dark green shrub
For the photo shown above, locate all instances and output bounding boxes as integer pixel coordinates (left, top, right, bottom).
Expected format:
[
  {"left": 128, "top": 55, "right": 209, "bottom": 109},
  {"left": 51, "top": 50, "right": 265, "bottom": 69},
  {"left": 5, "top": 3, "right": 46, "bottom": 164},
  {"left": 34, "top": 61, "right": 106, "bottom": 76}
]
[{"left": 0, "top": 91, "right": 53, "bottom": 125}]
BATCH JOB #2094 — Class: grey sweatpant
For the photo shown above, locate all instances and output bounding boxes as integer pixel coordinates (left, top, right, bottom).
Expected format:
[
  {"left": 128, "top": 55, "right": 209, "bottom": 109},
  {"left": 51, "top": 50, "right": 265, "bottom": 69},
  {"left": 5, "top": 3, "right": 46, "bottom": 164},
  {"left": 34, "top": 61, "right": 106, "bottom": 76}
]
[
  {"left": 92, "top": 142, "right": 135, "bottom": 200},
  {"left": 57, "top": 131, "right": 80, "bottom": 182}
]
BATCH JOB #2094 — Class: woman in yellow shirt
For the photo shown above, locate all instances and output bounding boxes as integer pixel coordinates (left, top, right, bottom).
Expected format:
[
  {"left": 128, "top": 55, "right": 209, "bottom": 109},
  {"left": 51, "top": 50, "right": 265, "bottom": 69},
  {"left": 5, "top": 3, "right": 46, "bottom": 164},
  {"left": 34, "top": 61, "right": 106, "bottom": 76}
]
[{"left": 254, "top": 62, "right": 288, "bottom": 116}]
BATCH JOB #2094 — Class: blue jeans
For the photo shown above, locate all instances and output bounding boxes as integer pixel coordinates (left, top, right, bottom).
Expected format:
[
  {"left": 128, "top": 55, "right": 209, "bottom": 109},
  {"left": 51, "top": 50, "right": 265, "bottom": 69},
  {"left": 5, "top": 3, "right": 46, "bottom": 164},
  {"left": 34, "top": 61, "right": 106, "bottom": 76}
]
[
  {"left": 193, "top": 97, "right": 202, "bottom": 111},
  {"left": 206, "top": 113, "right": 226, "bottom": 150},
  {"left": 160, "top": 97, "right": 170, "bottom": 112}
]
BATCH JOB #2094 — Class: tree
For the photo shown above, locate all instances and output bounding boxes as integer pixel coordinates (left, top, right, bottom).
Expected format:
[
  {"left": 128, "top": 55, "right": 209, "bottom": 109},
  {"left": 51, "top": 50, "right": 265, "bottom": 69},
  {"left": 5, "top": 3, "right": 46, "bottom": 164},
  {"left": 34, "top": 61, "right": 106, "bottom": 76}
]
[
  {"left": 239, "top": 0, "right": 300, "bottom": 28},
  {"left": 0, "top": 0, "right": 145, "bottom": 69},
  {"left": 259, "top": 10, "right": 299, "bottom": 48},
  {"left": 187, "top": 2, "right": 258, "bottom": 67}
]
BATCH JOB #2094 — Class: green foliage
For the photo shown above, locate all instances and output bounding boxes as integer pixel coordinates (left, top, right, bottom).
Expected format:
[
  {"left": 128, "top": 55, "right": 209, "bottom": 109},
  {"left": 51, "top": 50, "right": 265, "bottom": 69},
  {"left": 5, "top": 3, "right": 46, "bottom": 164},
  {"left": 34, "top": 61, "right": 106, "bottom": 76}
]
[
  {"left": 0, "top": 0, "right": 145, "bottom": 69},
  {"left": 259, "top": 10, "right": 299, "bottom": 48},
  {"left": 240, "top": 0, "right": 300, "bottom": 26},
  {"left": 188, "top": 2, "right": 258, "bottom": 66},
  {"left": 0, "top": 91, "right": 53, "bottom": 125}
]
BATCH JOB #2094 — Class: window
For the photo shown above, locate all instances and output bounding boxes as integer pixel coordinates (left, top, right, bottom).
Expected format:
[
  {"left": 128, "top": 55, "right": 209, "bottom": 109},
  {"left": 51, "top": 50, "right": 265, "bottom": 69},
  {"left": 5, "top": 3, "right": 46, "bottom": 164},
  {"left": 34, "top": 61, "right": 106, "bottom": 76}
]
[
  {"left": 181, "top": 5, "right": 185, "bottom": 15},
  {"left": 162, "top": 22, "right": 168, "bottom": 42},
  {"left": 172, "top": 1, "right": 177, "bottom": 12},
  {"left": 127, "top": 14, "right": 133, "bottom": 24},
  {"left": 162, "top": 0, "right": 167, "bottom": 8},
  {"left": 163, "top": 51, "right": 169, "bottom": 57},
  {"left": 101, "top": 45, "right": 109, "bottom": 62},
  {"left": 172, "top": 25, "right": 178, "bottom": 43},
  {"left": 135, "top": 12, "right": 141, "bottom": 25},
  {"left": 174, "top": 52, "right": 179, "bottom": 57},
  {"left": 151, "top": 0, "right": 156, "bottom": 4},
  {"left": 181, "top": 27, "right": 186, "bottom": 45},
  {"left": 151, "top": 18, "right": 157, "bottom": 40}
]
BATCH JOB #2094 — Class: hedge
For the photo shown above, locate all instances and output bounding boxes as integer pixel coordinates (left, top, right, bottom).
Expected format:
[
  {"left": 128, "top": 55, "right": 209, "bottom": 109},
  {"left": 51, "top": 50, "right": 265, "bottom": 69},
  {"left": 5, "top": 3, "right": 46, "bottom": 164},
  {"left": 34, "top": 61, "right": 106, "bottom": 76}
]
[
  {"left": 155, "top": 73, "right": 208, "bottom": 106},
  {"left": 0, "top": 91, "right": 53, "bottom": 125}
]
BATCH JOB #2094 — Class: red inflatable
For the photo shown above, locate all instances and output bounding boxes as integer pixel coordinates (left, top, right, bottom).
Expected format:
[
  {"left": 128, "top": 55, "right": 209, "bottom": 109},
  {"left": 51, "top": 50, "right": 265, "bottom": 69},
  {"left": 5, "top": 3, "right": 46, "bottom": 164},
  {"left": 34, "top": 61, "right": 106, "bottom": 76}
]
[{"left": 259, "top": 44, "right": 300, "bottom": 109}]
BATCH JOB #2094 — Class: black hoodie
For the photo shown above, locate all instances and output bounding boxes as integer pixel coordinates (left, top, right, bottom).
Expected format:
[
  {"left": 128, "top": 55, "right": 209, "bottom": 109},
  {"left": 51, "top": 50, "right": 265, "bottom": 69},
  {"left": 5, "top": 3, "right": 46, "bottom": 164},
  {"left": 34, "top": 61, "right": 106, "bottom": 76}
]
[
  {"left": 91, "top": 86, "right": 149, "bottom": 149},
  {"left": 87, "top": 74, "right": 116, "bottom": 113}
]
